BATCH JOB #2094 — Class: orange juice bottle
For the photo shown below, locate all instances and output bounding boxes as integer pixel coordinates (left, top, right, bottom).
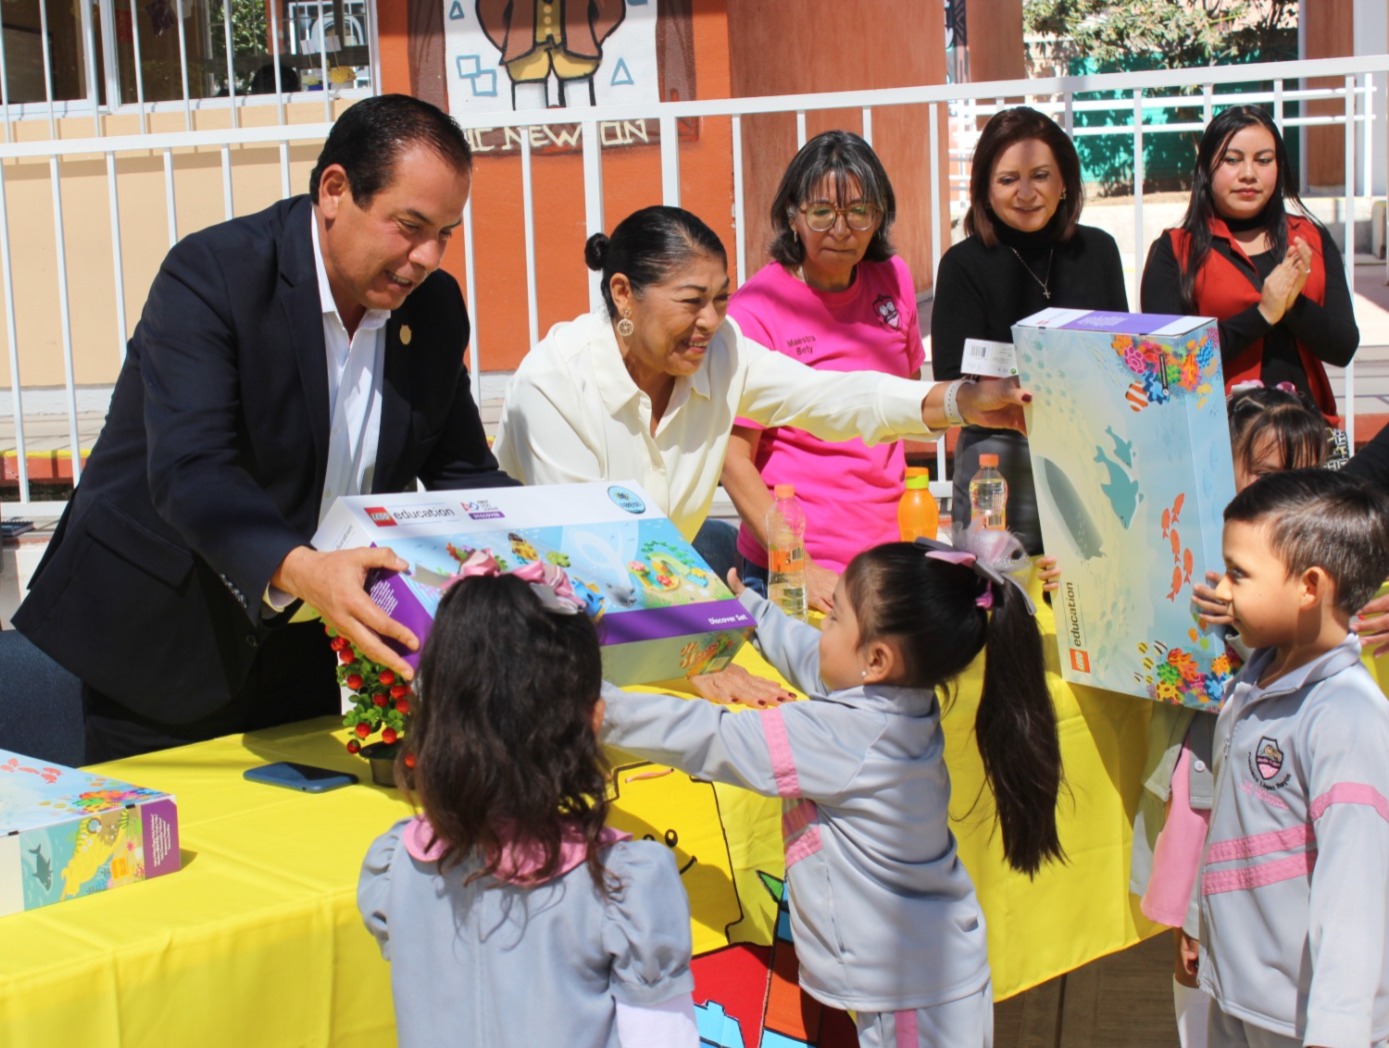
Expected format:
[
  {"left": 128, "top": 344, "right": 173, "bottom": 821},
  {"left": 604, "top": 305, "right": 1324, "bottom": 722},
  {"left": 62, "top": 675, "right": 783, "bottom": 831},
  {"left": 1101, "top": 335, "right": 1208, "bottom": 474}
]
[{"left": 898, "top": 467, "right": 939, "bottom": 542}]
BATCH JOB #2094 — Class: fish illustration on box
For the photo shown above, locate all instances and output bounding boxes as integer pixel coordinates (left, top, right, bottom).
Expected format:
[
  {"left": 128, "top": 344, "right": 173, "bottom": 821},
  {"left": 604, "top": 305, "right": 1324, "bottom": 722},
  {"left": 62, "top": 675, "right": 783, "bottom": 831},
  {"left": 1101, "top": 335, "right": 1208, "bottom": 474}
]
[
  {"left": 1, "top": 751, "right": 180, "bottom": 915},
  {"left": 1014, "top": 310, "right": 1239, "bottom": 708}
]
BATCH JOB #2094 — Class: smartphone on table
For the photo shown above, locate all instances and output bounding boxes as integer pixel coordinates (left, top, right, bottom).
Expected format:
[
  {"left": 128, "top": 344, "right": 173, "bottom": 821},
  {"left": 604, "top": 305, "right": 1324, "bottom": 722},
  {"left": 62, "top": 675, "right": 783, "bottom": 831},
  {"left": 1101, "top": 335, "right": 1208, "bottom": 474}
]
[{"left": 243, "top": 761, "right": 358, "bottom": 793}]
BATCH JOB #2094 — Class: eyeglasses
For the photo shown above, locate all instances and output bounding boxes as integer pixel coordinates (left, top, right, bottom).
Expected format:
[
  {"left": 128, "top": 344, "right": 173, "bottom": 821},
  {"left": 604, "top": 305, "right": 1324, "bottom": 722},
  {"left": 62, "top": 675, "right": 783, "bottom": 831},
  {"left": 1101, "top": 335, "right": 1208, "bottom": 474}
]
[{"left": 799, "top": 202, "right": 880, "bottom": 232}]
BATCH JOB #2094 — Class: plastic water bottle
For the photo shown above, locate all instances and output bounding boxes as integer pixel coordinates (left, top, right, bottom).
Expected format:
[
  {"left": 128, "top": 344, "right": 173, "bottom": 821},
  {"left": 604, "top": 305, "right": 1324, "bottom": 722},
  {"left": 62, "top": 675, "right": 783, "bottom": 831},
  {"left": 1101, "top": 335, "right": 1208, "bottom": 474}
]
[
  {"left": 898, "top": 467, "right": 940, "bottom": 542},
  {"left": 766, "top": 484, "right": 807, "bottom": 620},
  {"left": 969, "top": 453, "right": 1008, "bottom": 531}
]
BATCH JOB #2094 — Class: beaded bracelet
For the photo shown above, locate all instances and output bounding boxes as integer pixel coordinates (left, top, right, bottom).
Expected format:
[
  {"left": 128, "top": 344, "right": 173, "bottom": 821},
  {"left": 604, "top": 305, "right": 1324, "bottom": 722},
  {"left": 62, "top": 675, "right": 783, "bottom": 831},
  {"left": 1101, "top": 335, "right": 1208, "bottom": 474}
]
[{"left": 943, "top": 377, "right": 974, "bottom": 427}]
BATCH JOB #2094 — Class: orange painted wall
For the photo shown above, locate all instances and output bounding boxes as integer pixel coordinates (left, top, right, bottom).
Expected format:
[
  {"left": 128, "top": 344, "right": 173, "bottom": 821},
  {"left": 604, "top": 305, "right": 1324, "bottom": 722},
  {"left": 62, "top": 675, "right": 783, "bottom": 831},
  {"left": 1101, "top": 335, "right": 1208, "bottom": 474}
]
[
  {"left": 725, "top": 0, "right": 950, "bottom": 294},
  {"left": 379, "top": 2, "right": 736, "bottom": 372}
]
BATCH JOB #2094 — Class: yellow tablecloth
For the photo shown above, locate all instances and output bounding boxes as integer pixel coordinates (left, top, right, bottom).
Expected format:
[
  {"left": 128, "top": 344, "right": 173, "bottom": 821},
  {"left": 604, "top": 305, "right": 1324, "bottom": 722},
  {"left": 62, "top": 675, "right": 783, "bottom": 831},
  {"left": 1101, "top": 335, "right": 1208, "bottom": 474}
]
[{"left": 7, "top": 578, "right": 1287, "bottom": 1045}]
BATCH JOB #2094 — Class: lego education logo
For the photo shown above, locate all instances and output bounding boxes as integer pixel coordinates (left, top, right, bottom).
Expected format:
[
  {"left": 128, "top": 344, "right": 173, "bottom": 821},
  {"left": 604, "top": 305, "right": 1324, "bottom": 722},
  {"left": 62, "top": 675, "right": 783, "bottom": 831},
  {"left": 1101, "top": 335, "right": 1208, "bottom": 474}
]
[
  {"left": 608, "top": 485, "right": 646, "bottom": 515},
  {"left": 370, "top": 504, "right": 460, "bottom": 526},
  {"left": 1063, "top": 581, "right": 1090, "bottom": 673},
  {"left": 460, "top": 498, "right": 504, "bottom": 521},
  {"left": 365, "top": 507, "right": 396, "bottom": 527}
]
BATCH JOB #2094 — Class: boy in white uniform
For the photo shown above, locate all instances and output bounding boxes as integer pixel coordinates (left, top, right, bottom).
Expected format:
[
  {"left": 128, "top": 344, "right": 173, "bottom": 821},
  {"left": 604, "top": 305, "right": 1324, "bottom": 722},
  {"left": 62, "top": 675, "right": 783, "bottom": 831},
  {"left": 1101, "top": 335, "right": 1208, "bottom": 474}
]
[{"left": 1200, "top": 469, "right": 1389, "bottom": 1048}]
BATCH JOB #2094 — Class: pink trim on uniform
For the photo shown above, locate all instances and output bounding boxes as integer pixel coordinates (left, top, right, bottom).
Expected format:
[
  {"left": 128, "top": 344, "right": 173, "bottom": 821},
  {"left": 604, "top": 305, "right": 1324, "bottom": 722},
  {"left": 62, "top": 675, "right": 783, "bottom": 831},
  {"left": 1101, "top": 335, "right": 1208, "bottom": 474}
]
[
  {"left": 403, "top": 817, "right": 631, "bottom": 884},
  {"left": 1141, "top": 739, "right": 1212, "bottom": 927},
  {"left": 782, "top": 798, "right": 818, "bottom": 838},
  {"left": 761, "top": 709, "right": 802, "bottom": 798},
  {"left": 1203, "top": 824, "right": 1314, "bottom": 864},
  {"left": 1202, "top": 850, "right": 1316, "bottom": 896},
  {"left": 783, "top": 799, "right": 822, "bottom": 867},
  {"left": 895, "top": 1009, "right": 920, "bottom": 1047},
  {"left": 1309, "top": 782, "right": 1389, "bottom": 823},
  {"left": 785, "top": 824, "right": 823, "bottom": 868}
]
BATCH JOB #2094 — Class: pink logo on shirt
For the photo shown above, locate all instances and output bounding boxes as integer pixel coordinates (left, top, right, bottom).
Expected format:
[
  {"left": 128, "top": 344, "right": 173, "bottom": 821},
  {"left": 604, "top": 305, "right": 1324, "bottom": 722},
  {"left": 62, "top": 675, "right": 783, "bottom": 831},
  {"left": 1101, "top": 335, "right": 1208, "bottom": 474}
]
[{"left": 874, "top": 295, "right": 900, "bottom": 329}]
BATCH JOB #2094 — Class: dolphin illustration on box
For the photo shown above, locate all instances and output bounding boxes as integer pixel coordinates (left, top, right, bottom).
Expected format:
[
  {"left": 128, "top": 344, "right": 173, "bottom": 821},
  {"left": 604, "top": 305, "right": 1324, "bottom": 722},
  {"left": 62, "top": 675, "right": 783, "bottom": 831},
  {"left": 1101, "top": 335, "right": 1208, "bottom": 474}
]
[{"left": 1013, "top": 308, "right": 1240, "bottom": 708}]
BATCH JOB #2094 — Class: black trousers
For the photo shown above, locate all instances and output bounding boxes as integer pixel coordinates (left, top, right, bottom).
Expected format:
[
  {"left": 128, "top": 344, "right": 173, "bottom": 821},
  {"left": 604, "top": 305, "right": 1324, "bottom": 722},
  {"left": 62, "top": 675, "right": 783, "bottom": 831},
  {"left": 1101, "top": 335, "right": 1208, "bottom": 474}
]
[{"left": 83, "top": 620, "right": 340, "bottom": 764}]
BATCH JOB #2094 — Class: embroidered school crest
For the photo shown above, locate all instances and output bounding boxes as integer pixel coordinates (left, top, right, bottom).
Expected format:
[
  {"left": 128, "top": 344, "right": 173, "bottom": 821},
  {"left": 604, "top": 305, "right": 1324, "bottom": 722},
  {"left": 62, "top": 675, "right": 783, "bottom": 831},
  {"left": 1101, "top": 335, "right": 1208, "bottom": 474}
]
[
  {"left": 1254, "top": 737, "right": 1284, "bottom": 781},
  {"left": 874, "top": 295, "right": 900, "bottom": 329}
]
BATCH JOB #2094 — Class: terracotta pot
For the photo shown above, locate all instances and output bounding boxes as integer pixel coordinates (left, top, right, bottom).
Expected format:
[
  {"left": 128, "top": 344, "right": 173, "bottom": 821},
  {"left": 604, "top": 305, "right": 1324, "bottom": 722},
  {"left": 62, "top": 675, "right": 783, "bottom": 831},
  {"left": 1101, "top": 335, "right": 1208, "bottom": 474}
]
[{"left": 358, "top": 741, "right": 400, "bottom": 787}]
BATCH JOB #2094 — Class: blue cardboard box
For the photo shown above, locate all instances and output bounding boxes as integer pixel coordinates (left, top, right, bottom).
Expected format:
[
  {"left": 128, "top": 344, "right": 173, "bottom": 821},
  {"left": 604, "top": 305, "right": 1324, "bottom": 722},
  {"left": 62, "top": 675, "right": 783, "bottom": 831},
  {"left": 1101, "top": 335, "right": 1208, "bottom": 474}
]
[{"left": 1013, "top": 308, "right": 1240, "bottom": 708}]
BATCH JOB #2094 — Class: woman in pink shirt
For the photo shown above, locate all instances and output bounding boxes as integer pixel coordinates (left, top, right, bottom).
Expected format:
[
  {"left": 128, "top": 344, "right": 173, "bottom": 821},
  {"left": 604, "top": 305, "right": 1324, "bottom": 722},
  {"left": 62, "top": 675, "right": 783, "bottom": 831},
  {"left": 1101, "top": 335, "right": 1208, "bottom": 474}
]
[{"left": 721, "top": 131, "right": 924, "bottom": 613}]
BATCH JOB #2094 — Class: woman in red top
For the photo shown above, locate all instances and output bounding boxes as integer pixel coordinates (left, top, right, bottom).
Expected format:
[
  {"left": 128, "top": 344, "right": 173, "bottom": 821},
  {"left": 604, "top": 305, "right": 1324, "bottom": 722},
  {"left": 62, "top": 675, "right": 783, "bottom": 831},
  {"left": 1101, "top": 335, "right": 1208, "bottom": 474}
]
[{"left": 1140, "top": 105, "right": 1357, "bottom": 426}]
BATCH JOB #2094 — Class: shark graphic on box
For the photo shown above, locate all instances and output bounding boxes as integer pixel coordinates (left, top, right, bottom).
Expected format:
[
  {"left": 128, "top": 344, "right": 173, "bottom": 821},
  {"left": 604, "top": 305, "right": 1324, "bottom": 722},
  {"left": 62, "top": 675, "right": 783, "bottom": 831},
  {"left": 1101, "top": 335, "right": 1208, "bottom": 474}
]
[{"left": 1013, "top": 309, "right": 1241, "bottom": 708}]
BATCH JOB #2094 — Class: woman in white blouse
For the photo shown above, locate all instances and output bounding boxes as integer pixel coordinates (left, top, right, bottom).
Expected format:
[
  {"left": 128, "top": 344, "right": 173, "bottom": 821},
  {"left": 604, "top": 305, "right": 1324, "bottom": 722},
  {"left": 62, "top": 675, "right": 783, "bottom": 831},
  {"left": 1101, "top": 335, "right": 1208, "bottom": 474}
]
[
  {"left": 493, "top": 207, "right": 1027, "bottom": 705},
  {"left": 495, "top": 206, "right": 1025, "bottom": 536}
]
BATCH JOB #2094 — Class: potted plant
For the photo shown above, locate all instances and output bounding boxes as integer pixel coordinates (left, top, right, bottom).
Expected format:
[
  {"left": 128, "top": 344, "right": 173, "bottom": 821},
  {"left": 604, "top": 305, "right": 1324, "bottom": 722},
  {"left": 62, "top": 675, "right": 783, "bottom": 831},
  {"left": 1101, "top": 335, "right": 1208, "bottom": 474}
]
[{"left": 327, "top": 626, "right": 414, "bottom": 787}]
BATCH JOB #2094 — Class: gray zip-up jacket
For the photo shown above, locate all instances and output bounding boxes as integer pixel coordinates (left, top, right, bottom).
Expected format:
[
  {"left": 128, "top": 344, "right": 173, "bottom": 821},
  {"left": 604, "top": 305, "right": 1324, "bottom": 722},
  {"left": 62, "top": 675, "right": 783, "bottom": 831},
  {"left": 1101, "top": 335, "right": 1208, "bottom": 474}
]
[
  {"left": 601, "top": 590, "right": 990, "bottom": 1012},
  {"left": 1199, "top": 635, "right": 1389, "bottom": 1047}
]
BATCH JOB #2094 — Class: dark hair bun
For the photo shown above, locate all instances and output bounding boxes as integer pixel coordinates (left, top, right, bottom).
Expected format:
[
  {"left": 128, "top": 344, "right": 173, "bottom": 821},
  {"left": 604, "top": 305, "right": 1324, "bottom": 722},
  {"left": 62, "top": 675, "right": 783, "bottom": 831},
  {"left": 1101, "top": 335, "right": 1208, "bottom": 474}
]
[{"left": 584, "top": 233, "right": 609, "bottom": 272}]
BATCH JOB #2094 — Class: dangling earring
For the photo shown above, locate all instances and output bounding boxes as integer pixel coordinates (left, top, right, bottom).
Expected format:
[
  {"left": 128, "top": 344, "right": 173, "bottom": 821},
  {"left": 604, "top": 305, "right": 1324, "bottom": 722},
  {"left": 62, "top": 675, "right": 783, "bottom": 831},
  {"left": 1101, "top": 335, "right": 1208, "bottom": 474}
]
[{"left": 616, "top": 308, "right": 634, "bottom": 338}]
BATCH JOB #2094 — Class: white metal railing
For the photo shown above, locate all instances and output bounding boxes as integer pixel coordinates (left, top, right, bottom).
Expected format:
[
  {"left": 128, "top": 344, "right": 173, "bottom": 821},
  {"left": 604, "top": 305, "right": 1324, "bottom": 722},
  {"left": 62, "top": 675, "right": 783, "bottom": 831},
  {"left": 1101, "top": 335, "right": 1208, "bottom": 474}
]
[{"left": 3, "top": 53, "right": 1387, "bottom": 515}]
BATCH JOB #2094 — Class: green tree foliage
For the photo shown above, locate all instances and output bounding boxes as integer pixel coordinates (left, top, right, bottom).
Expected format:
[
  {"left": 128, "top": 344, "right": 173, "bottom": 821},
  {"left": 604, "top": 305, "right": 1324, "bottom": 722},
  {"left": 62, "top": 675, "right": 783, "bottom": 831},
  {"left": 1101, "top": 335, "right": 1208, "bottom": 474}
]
[
  {"left": 208, "top": 0, "right": 271, "bottom": 94},
  {"left": 1023, "top": 0, "right": 1297, "bottom": 69},
  {"left": 1023, "top": 0, "right": 1297, "bottom": 194}
]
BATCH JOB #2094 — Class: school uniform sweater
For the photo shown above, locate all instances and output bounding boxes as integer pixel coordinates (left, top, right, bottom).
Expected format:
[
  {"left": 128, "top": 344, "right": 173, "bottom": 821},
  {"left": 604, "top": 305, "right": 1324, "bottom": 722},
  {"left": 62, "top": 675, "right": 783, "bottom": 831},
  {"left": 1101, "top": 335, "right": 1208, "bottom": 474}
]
[
  {"left": 601, "top": 589, "right": 990, "bottom": 1013},
  {"left": 1199, "top": 635, "right": 1389, "bottom": 1047}
]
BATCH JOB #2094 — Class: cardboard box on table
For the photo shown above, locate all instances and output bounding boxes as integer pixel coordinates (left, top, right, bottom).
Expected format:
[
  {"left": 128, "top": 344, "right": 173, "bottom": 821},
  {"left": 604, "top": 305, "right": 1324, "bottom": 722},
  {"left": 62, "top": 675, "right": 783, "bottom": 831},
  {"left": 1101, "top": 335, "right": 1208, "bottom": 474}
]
[
  {"left": 1012, "top": 308, "right": 1239, "bottom": 709},
  {"left": 312, "top": 482, "right": 754, "bottom": 684},
  {"left": 0, "top": 751, "right": 180, "bottom": 915}
]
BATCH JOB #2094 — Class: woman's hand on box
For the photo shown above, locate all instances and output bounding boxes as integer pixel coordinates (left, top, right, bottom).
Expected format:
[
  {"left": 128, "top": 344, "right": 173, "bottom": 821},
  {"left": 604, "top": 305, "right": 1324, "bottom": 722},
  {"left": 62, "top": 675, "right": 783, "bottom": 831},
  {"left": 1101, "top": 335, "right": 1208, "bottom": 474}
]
[{"left": 1037, "top": 555, "right": 1061, "bottom": 593}]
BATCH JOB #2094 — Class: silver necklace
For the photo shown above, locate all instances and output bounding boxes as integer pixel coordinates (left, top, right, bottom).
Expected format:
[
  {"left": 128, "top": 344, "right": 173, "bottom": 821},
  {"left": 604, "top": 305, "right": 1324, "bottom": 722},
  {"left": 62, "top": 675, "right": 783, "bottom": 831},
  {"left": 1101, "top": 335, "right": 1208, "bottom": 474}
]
[{"left": 1010, "top": 247, "right": 1054, "bottom": 300}]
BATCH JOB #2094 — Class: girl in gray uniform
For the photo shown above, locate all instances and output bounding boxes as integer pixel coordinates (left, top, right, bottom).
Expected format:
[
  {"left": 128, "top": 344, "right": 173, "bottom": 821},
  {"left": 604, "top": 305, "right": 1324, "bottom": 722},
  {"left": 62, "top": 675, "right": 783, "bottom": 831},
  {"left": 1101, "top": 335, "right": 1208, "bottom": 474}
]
[
  {"left": 358, "top": 561, "right": 699, "bottom": 1048},
  {"left": 602, "top": 537, "right": 1065, "bottom": 1047}
]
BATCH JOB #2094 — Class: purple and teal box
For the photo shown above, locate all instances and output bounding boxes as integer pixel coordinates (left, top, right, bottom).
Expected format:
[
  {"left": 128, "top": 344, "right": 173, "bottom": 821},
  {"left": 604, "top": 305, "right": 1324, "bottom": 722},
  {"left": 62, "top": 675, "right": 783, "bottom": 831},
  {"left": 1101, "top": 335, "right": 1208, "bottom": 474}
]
[
  {"left": 1013, "top": 308, "right": 1240, "bottom": 709},
  {"left": 311, "top": 481, "right": 754, "bottom": 684},
  {"left": 1, "top": 751, "right": 180, "bottom": 915}
]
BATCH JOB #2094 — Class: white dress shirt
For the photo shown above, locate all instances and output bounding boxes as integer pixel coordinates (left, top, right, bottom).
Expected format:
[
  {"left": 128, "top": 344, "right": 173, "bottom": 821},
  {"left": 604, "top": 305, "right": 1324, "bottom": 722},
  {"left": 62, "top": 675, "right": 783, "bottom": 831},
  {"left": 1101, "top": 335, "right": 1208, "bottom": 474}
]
[
  {"left": 492, "top": 311, "right": 938, "bottom": 539},
  {"left": 312, "top": 214, "right": 389, "bottom": 524},
  {"left": 266, "top": 217, "right": 389, "bottom": 614}
]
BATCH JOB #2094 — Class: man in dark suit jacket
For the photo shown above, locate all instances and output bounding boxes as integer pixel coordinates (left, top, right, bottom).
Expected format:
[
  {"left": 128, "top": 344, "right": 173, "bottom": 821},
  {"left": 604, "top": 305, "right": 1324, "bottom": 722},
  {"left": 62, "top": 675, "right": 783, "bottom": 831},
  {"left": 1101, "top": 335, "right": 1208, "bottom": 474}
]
[{"left": 15, "top": 95, "right": 515, "bottom": 761}]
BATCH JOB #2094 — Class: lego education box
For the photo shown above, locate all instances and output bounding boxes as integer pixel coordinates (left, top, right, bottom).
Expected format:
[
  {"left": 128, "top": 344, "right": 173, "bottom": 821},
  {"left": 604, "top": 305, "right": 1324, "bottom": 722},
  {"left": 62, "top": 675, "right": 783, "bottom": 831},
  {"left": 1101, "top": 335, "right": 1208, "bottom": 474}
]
[
  {"left": 0, "top": 751, "right": 180, "bottom": 916},
  {"left": 313, "top": 482, "right": 754, "bottom": 685},
  {"left": 1012, "top": 308, "right": 1239, "bottom": 709}
]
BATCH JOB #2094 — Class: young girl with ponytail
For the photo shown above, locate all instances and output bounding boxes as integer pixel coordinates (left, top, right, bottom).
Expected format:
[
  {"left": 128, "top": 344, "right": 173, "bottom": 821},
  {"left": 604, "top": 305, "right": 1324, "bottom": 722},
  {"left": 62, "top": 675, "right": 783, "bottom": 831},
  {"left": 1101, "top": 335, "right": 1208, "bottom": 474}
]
[{"left": 601, "top": 534, "right": 1065, "bottom": 1048}]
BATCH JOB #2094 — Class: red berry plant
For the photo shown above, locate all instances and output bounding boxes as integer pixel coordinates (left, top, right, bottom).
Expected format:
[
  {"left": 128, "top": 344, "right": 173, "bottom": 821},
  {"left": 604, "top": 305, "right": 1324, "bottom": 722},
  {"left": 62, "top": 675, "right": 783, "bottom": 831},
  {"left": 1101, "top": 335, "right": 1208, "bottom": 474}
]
[{"left": 327, "top": 626, "right": 414, "bottom": 758}]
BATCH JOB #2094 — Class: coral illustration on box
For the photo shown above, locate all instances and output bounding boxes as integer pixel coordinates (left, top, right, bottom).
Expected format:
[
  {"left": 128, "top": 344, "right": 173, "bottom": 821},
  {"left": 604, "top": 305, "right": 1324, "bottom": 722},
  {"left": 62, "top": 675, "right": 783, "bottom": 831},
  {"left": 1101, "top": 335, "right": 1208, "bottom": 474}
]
[{"left": 1014, "top": 309, "right": 1240, "bottom": 707}]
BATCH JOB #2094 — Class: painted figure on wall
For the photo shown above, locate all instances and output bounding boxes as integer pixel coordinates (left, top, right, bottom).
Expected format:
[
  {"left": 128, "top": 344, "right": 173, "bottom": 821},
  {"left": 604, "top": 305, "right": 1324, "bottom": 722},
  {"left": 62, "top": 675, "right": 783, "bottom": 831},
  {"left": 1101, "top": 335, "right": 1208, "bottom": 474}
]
[{"left": 476, "top": 0, "right": 627, "bottom": 107}]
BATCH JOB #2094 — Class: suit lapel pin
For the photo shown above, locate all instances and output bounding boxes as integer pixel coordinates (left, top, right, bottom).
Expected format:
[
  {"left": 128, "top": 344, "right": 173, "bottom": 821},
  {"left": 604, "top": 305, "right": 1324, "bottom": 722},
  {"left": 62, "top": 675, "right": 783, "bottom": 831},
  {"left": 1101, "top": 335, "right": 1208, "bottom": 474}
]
[{"left": 400, "top": 324, "right": 412, "bottom": 346}]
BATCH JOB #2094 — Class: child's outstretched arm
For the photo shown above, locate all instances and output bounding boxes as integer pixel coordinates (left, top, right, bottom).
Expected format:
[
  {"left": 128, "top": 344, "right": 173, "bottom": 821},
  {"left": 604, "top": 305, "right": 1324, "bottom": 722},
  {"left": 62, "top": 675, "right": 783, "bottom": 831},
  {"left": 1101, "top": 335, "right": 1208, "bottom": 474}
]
[
  {"left": 730, "top": 578, "right": 828, "bottom": 699},
  {"left": 1301, "top": 693, "right": 1389, "bottom": 1047},
  {"left": 601, "top": 682, "right": 861, "bottom": 802}
]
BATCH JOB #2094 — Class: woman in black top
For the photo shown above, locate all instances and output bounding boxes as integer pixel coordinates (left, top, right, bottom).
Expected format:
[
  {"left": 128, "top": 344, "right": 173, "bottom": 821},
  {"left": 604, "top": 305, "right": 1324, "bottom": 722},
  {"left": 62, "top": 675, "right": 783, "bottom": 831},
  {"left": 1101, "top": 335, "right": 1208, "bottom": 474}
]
[{"left": 933, "top": 107, "right": 1128, "bottom": 553}]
